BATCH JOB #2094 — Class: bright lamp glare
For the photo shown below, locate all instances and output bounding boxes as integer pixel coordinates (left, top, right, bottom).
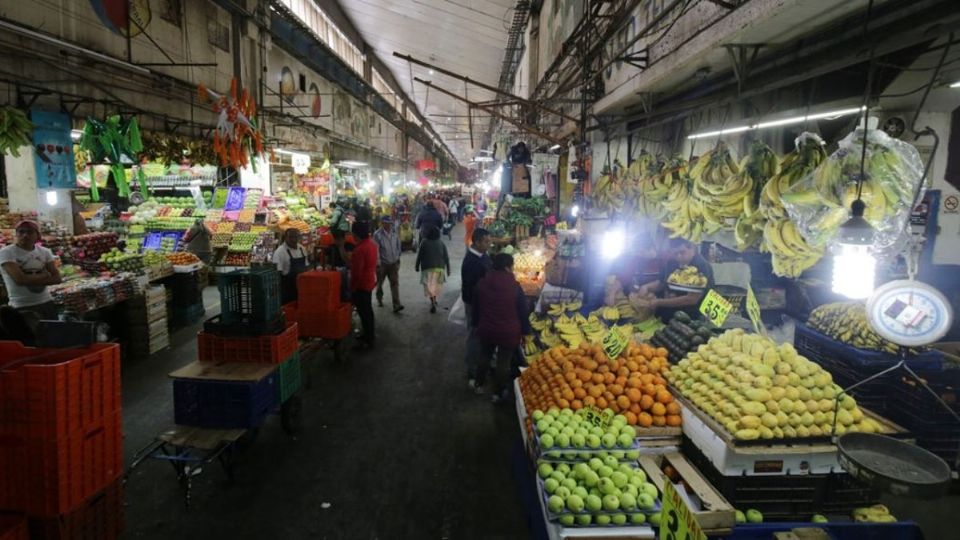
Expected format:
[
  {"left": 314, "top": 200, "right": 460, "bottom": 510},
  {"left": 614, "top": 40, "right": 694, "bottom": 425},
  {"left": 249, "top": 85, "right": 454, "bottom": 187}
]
[
  {"left": 44, "top": 190, "right": 58, "bottom": 206},
  {"left": 571, "top": 205, "right": 580, "bottom": 218},
  {"left": 602, "top": 228, "right": 625, "bottom": 260},
  {"left": 832, "top": 245, "right": 876, "bottom": 299},
  {"left": 951, "top": 81, "right": 960, "bottom": 88}
]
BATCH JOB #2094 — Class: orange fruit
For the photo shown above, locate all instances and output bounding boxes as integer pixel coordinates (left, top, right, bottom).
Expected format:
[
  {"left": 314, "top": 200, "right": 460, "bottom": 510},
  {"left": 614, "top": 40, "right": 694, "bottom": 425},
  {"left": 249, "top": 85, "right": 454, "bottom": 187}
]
[
  {"left": 562, "top": 388, "right": 575, "bottom": 401},
  {"left": 574, "top": 387, "right": 587, "bottom": 400},
  {"left": 652, "top": 415, "right": 666, "bottom": 427},
  {"left": 629, "top": 403, "right": 642, "bottom": 415},
  {"left": 642, "top": 383, "right": 657, "bottom": 396},
  {"left": 608, "top": 384, "right": 624, "bottom": 396},
  {"left": 592, "top": 373, "right": 605, "bottom": 385},
  {"left": 666, "top": 402, "right": 681, "bottom": 415},
  {"left": 666, "top": 414, "right": 682, "bottom": 427},
  {"left": 638, "top": 412, "right": 653, "bottom": 427},
  {"left": 651, "top": 402, "right": 667, "bottom": 416},
  {"left": 588, "top": 385, "right": 604, "bottom": 398},
  {"left": 640, "top": 395, "right": 654, "bottom": 411},
  {"left": 626, "top": 388, "right": 643, "bottom": 403},
  {"left": 596, "top": 397, "right": 608, "bottom": 409},
  {"left": 564, "top": 371, "right": 578, "bottom": 383},
  {"left": 616, "top": 395, "right": 631, "bottom": 410},
  {"left": 558, "top": 398, "right": 570, "bottom": 408},
  {"left": 656, "top": 389, "right": 673, "bottom": 404},
  {"left": 583, "top": 395, "right": 596, "bottom": 407},
  {"left": 656, "top": 347, "right": 668, "bottom": 357},
  {"left": 625, "top": 411, "right": 638, "bottom": 425},
  {"left": 571, "top": 399, "right": 583, "bottom": 411}
]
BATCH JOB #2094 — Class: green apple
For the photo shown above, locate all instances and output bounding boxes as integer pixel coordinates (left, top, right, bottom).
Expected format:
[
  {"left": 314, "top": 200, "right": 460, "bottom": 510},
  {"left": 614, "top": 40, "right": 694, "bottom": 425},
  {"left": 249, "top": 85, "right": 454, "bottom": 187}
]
[
  {"left": 746, "top": 509, "right": 763, "bottom": 523},
  {"left": 538, "top": 462, "right": 554, "bottom": 479},
  {"left": 811, "top": 514, "right": 828, "bottom": 523},
  {"left": 619, "top": 425, "right": 636, "bottom": 438},
  {"left": 598, "top": 466, "right": 614, "bottom": 478},
  {"left": 576, "top": 514, "right": 592, "bottom": 526},
  {"left": 550, "top": 471, "right": 565, "bottom": 483},
  {"left": 611, "top": 471, "right": 629, "bottom": 489},
  {"left": 556, "top": 433, "right": 571, "bottom": 447},
  {"left": 598, "top": 477, "right": 617, "bottom": 495},
  {"left": 572, "top": 463, "right": 589, "bottom": 478},
  {"left": 548, "top": 450, "right": 563, "bottom": 459},
  {"left": 603, "top": 455, "right": 619, "bottom": 468},
  {"left": 623, "top": 484, "right": 639, "bottom": 498},
  {"left": 548, "top": 408, "right": 561, "bottom": 418},
  {"left": 637, "top": 493, "right": 655, "bottom": 509},
  {"left": 734, "top": 510, "right": 746, "bottom": 523},
  {"left": 578, "top": 452, "right": 591, "bottom": 460},
  {"left": 583, "top": 470, "right": 600, "bottom": 487},
  {"left": 544, "top": 478, "right": 559, "bottom": 494},
  {"left": 612, "top": 450, "right": 626, "bottom": 459},
  {"left": 618, "top": 464, "right": 634, "bottom": 476},
  {"left": 561, "top": 478, "right": 577, "bottom": 490},
  {"left": 555, "top": 486, "right": 571, "bottom": 499},
  {"left": 540, "top": 434, "right": 555, "bottom": 449},
  {"left": 619, "top": 492, "right": 637, "bottom": 510},
  {"left": 626, "top": 449, "right": 641, "bottom": 460},
  {"left": 532, "top": 410, "right": 545, "bottom": 421},
  {"left": 566, "top": 494, "right": 585, "bottom": 513},
  {"left": 601, "top": 433, "right": 617, "bottom": 448},
  {"left": 612, "top": 514, "right": 628, "bottom": 525},
  {"left": 559, "top": 514, "right": 575, "bottom": 526},
  {"left": 617, "top": 433, "right": 634, "bottom": 448},
  {"left": 546, "top": 427, "right": 560, "bottom": 438},
  {"left": 536, "top": 419, "right": 552, "bottom": 432},
  {"left": 613, "top": 414, "right": 629, "bottom": 427},
  {"left": 564, "top": 452, "right": 578, "bottom": 460},
  {"left": 587, "top": 434, "right": 602, "bottom": 449},
  {"left": 595, "top": 514, "right": 611, "bottom": 526},
  {"left": 561, "top": 426, "right": 575, "bottom": 437},
  {"left": 573, "top": 486, "right": 588, "bottom": 500},
  {"left": 589, "top": 458, "right": 604, "bottom": 471},
  {"left": 603, "top": 494, "right": 621, "bottom": 511},
  {"left": 631, "top": 513, "right": 647, "bottom": 524},
  {"left": 561, "top": 407, "right": 574, "bottom": 417},
  {"left": 557, "top": 463, "right": 572, "bottom": 475},
  {"left": 571, "top": 433, "right": 586, "bottom": 448},
  {"left": 586, "top": 494, "right": 603, "bottom": 512},
  {"left": 548, "top": 495, "right": 565, "bottom": 513},
  {"left": 649, "top": 512, "right": 662, "bottom": 527},
  {"left": 641, "top": 482, "right": 658, "bottom": 498},
  {"left": 591, "top": 426, "right": 605, "bottom": 437}
]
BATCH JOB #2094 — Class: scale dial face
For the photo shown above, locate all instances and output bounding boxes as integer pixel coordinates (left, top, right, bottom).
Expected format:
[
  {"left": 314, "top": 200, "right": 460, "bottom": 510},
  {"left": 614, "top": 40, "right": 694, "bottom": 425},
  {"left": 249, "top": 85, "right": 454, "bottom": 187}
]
[{"left": 866, "top": 280, "right": 953, "bottom": 347}]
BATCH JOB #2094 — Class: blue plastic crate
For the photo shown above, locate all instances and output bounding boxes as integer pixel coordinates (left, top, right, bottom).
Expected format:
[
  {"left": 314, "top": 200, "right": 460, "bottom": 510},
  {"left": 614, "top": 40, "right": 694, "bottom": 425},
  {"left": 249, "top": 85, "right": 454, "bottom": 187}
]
[
  {"left": 141, "top": 233, "right": 163, "bottom": 251},
  {"left": 794, "top": 323, "right": 944, "bottom": 370},
  {"left": 173, "top": 371, "right": 278, "bottom": 429}
]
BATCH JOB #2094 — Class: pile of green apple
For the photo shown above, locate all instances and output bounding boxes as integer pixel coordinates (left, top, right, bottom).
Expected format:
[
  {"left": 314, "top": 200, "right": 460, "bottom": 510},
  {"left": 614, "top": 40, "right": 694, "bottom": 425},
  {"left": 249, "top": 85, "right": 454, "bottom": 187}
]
[
  {"left": 533, "top": 408, "right": 640, "bottom": 460},
  {"left": 667, "top": 329, "right": 886, "bottom": 440},
  {"left": 734, "top": 508, "right": 764, "bottom": 524},
  {"left": 539, "top": 457, "right": 660, "bottom": 527},
  {"left": 98, "top": 247, "right": 144, "bottom": 272}
]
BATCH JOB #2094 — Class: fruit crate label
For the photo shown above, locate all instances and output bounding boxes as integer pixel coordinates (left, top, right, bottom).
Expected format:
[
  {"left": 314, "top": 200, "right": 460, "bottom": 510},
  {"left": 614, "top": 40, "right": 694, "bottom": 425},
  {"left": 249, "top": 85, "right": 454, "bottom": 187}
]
[
  {"left": 583, "top": 406, "right": 614, "bottom": 430},
  {"left": 746, "top": 285, "right": 766, "bottom": 336},
  {"left": 602, "top": 326, "right": 629, "bottom": 360},
  {"left": 699, "top": 290, "right": 732, "bottom": 327},
  {"left": 660, "top": 480, "right": 707, "bottom": 540}
]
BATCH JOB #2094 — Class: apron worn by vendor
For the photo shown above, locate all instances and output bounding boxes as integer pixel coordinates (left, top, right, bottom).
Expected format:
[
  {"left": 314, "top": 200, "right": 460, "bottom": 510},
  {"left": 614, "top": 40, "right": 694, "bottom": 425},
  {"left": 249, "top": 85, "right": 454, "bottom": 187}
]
[{"left": 281, "top": 246, "right": 310, "bottom": 304}]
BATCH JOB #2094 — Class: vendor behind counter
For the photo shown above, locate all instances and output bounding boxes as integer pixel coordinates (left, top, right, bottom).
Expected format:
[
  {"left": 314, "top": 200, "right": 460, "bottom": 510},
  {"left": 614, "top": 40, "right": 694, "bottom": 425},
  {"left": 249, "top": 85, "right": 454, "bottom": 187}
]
[{"left": 637, "top": 237, "right": 714, "bottom": 321}]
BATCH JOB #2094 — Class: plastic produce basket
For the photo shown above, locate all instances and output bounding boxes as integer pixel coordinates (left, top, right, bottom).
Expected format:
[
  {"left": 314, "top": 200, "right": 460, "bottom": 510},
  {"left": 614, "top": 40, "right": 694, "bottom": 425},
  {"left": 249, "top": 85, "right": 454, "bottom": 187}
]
[
  {"left": 29, "top": 474, "right": 124, "bottom": 540},
  {"left": 201, "top": 313, "right": 287, "bottom": 337},
  {"left": 173, "top": 372, "right": 278, "bottom": 429},
  {"left": 197, "top": 321, "right": 299, "bottom": 364},
  {"left": 277, "top": 353, "right": 302, "bottom": 404},
  {"left": 281, "top": 302, "right": 298, "bottom": 326},
  {"left": 0, "top": 513, "right": 28, "bottom": 540},
  {"left": 217, "top": 268, "right": 281, "bottom": 325},
  {"left": 297, "top": 303, "right": 352, "bottom": 340},
  {"left": 296, "top": 271, "right": 342, "bottom": 312}
]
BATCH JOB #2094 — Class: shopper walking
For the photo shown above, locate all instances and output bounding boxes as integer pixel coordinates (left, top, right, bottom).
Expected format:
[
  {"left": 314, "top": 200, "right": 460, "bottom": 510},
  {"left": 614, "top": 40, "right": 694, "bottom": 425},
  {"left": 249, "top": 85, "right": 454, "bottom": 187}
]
[
  {"left": 373, "top": 216, "right": 404, "bottom": 313},
  {"left": 414, "top": 201, "right": 444, "bottom": 245},
  {"left": 350, "top": 221, "right": 378, "bottom": 349},
  {"left": 414, "top": 226, "right": 450, "bottom": 313},
  {"left": 463, "top": 206, "right": 477, "bottom": 247},
  {"left": 472, "top": 253, "right": 531, "bottom": 403},
  {"left": 462, "top": 228, "right": 492, "bottom": 392},
  {"left": 272, "top": 228, "right": 311, "bottom": 304}
]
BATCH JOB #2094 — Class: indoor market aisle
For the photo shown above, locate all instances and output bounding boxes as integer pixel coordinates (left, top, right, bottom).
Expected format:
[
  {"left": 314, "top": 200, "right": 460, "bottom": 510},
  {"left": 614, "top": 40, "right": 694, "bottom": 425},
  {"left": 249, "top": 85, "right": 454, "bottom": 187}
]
[{"left": 120, "top": 224, "right": 531, "bottom": 539}]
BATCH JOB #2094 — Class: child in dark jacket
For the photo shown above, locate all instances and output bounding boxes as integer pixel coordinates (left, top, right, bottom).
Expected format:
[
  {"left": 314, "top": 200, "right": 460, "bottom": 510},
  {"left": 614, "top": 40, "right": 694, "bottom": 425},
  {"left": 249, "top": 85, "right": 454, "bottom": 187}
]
[{"left": 472, "top": 253, "right": 532, "bottom": 403}]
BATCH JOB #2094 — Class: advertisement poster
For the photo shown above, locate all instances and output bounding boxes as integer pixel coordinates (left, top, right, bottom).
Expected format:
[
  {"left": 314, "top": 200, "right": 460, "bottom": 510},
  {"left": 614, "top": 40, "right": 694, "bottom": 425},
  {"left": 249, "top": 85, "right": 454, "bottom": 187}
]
[{"left": 32, "top": 110, "right": 77, "bottom": 189}]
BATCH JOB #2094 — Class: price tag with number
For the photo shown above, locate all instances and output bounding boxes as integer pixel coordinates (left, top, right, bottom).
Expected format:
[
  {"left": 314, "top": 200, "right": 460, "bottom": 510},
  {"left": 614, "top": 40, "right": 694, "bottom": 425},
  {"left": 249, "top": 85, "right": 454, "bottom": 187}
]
[
  {"left": 660, "top": 480, "right": 707, "bottom": 540},
  {"left": 699, "top": 289, "right": 732, "bottom": 327},
  {"left": 584, "top": 406, "right": 614, "bottom": 430},
  {"left": 602, "top": 327, "right": 629, "bottom": 359},
  {"left": 746, "top": 285, "right": 766, "bottom": 335}
]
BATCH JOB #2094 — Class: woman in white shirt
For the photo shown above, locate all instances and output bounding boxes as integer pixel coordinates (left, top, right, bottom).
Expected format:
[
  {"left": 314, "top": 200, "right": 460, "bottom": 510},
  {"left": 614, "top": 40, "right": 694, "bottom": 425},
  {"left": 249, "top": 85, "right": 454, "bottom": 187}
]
[{"left": 273, "top": 228, "right": 311, "bottom": 304}]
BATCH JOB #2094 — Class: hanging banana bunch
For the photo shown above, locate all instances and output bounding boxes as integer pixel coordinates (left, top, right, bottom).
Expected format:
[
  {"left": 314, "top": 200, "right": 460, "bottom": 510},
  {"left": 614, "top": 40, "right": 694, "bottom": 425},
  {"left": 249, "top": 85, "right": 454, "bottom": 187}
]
[
  {"left": 0, "top": 106, "right": 34, "bottom": 157},
  {"left": 657, "top": 156, "right": 705, "bottom": 242},
  {"left": 592, "top": 160, "right": 627, "bottom": 214},
  {"left": 690, "top": 141, "right": 742, "bottom": 234},
  {"left": 759, "top": 133, "right": 827, "bottom": 220},
  {"left": 732, "top": 141, "right": 780, "bottom": 251}
]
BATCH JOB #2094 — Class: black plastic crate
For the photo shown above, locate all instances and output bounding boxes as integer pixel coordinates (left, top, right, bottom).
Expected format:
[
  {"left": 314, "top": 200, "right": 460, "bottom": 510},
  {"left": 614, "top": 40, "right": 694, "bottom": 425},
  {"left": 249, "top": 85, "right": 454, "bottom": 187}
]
[
  {"left": 217, "top": 268, "right": 281, "bottom": 325},
  {"left": 169, "top": 303, "right": 204, "bottom": 328},
  {"left": 201, "top": 312, "right": 286, "bottom": 337},
  {"left": 165, "top": 273, "right": 202, "bottom": 305},
  {"left": 173, "top": 372, "right": 277, "bottom": 429}
]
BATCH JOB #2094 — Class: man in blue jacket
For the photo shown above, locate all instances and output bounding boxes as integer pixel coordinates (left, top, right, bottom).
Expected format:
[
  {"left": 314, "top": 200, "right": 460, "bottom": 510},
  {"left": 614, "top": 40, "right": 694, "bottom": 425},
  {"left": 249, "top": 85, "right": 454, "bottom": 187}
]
[{"left": 462, "top": 228, "right": 493, "bottom": 393}]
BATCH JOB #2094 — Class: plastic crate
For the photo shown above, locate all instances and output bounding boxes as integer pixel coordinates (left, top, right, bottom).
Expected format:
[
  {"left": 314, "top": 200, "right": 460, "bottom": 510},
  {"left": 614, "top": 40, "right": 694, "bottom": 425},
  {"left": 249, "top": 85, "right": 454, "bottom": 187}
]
[
  {"left": 296, "top": 271, "right": 342, "bottom": 312},
  {"left": 794, "top": 323, "right": 944, "bottom": 370},
  {"left": 277, "top": 353, "right": 301, "bottom": 404},
  {"left": 29, "top": 475, "right": 124, "bottom": 540},
  {"left": 0, "top": 342, "right": 121, "bottom": 442},
  {"left": 218, "top": 268, "right": 281, "bottom": 325},
  {"left": 169, "top": 302, "right": 204, "bottom": 327},
  {"left": 0, "top": 513, "right": 28, "bottom": 540},
  {"left": 173, "top": 372, "right": 278, "bottom": 429},
  {"left": 282, "top": 302, "right": 298, "bottom": 325},
  {"left": 0, "top": 412, "right": 122, "bottom": 517},
  {"left": 201, "top": 312, "right": 287, "bottom": 337},
  {"left": 886, "top": 374, "right": 960, "bottom": 469},
  {"left": 297, "top": 303, "right": 352, "bottom": 340},
  {"left": 197, "top": 321, "right": 298, "bottom": 364}
]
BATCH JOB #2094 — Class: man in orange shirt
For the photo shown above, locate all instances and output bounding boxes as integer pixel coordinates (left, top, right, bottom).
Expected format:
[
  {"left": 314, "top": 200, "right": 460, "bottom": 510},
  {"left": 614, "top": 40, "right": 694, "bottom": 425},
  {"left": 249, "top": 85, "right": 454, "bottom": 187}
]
[{"left": 463, "top": 206, "right": 477, "bottom": 247}]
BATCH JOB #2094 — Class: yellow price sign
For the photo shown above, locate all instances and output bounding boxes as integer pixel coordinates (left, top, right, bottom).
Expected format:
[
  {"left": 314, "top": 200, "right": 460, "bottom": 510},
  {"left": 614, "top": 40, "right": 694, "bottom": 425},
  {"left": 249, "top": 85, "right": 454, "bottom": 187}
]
[
  {"left": 660, "top": 480, "right": 708, "bottom": 540},
  {"left": 746, "top": 285, "right": 766, "bottom": 336},
  {"left": 699, "top": 289, "right": 732, "bottom": 327},
  {"left": 602, "top": 327, "right": 629, "bottom": 360},
  {"left": 584, "top": 406, "right": 614, "bottom": 430}
]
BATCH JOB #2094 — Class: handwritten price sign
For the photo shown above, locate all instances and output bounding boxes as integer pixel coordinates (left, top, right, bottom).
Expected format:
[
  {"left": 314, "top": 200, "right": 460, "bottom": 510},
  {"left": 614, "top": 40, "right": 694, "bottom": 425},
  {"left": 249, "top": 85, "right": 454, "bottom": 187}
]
[
  {"left": 699, "top": 290, "right": 732, "bottom": 327},
  {"left": 602, "top": 326, "right": 629, "bottom": 360},
  {"left": 584, "top": 406, "right": 614, "bottom": 430},
  {"left": 660, "top": 480, "right": 707, "bottom": 540}
]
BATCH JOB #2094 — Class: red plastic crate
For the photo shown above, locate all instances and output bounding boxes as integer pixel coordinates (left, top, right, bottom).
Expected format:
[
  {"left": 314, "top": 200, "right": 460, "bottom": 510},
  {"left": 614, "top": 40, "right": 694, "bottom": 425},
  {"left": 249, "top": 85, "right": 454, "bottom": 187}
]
[
  {"left": 282, "top": 302, "right": 299, "bottom": 326},
  {"left": 0, "top": 411, "right": 122, "bottom": 517},
  {"left": 297, "top": 271, "right": 342, "bottom": 311},
  {"left": 29, "top": 475, "right": 124, "bottom": 540},
  {"left": 0, "top": 342, "right": 120, "bottom": 443},
  {"left": 197, "top": 322, "right": 299, "bottom": 364},
  {"left": 0, "top": 513, "right": 28, "bottom": 540},
  {"left": 298, "top": 303, "right": 352, "bottom": 340}
]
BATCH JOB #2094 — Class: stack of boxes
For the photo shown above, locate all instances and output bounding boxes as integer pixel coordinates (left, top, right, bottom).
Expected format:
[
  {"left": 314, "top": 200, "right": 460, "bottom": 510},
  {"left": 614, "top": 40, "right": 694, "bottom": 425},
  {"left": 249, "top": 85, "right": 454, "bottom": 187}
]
[
  {"left": 124, "top": 285, "right": 169, "bottom": 359},
  {"left": 0, "top": 342, "right": 124, "bottom": 539},
  {"left": 171, "top": 268, "right": 300, "bottom": 430},
  {"left": 167, "top": 272, "right": 205, "bottom": 329},
  {"left": 293, "top": 271, "right": 352, "bottom": 340}
]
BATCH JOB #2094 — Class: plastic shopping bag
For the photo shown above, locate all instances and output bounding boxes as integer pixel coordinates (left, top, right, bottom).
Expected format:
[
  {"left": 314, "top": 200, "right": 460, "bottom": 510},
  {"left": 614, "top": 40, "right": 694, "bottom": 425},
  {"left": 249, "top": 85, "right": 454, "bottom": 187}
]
[{"left": 448, "top": 297, "right": 467, "bottom": 326}]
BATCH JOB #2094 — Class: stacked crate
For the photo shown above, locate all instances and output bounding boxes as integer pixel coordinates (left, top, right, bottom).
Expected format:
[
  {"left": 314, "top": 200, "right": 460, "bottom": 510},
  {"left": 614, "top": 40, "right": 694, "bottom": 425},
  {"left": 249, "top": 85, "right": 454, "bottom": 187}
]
[
  {"left": 124, "top": 285, "right": 169, "bottom": 359},
  {"left": 0, "top": 342, "right": 124, "bottom": 539},
  {"left": 166, "top": 272, "right": 205, "bottom": 329},
  {"left": 172, "top": 268, "right": 300, "bottom": 430},
  {"left": 294, "top": 271, "right": 352, "bottom": 339}
]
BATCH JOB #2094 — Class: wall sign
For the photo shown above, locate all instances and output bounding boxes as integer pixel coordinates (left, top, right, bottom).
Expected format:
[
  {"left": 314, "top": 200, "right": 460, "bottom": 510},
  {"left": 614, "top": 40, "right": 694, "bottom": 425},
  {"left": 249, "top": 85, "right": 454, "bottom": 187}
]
[
  {"left": 943, "top": 195, "right": 959, "bottom": 214},
  {"left": 31, "top": 110, "right": 77, "bottom": 190}
]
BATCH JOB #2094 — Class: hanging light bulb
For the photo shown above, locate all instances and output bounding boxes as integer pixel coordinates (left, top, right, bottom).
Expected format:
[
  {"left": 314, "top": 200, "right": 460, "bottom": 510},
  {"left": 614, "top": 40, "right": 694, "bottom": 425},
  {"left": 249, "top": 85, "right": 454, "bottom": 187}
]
[
  {"left": 45, "top": 189, "right": 58, "bottom": 206},
  {"left": 832, "top": 199, "right": 876, "bottom": 299}
]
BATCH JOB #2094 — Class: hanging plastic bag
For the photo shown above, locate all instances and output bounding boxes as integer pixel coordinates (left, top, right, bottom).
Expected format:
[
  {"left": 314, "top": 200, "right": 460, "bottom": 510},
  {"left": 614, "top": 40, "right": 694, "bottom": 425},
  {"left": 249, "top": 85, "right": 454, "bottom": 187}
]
[
  {"left": 448, "top": 297, "right": 467, "bottom": 326},
  {"left": 782, "top": 127, "right": 924, "bottom": 255}
]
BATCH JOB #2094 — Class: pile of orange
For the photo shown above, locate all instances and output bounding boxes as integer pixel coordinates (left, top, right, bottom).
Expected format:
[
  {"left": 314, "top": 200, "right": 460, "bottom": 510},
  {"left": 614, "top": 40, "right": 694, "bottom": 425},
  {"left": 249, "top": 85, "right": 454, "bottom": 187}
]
[{"left": 519, "top": 341, "right": 682, "bottom": 428}]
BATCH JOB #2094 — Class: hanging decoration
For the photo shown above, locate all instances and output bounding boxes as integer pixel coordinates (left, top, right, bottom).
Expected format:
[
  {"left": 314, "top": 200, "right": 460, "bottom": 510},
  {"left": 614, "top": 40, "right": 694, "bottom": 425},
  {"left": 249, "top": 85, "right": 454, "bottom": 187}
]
[
  {"left": 197, "top": 79, "right": 264, "bottom": 172},
  {"left": 78, "top": 115, "right": 145, "bottom": 201}
]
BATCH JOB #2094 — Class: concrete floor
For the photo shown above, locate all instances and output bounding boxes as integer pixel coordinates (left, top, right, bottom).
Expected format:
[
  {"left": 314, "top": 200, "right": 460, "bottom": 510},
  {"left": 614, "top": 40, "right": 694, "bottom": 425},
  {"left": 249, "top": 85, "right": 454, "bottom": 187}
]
[{"left": 121, "top": 225, "right": 531, "bottom": 539}]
